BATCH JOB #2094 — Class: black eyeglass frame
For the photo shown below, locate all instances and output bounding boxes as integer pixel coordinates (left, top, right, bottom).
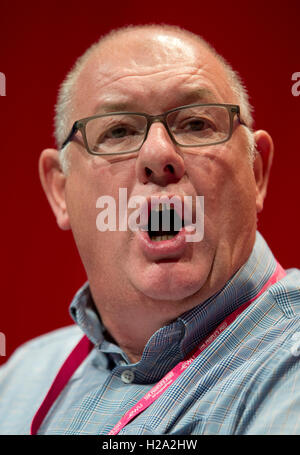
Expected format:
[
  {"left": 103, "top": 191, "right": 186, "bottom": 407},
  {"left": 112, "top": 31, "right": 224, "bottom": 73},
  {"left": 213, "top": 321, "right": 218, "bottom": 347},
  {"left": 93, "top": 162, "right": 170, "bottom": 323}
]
[{"left": 61, "top": 103, "right": 246, "bottom": 156}]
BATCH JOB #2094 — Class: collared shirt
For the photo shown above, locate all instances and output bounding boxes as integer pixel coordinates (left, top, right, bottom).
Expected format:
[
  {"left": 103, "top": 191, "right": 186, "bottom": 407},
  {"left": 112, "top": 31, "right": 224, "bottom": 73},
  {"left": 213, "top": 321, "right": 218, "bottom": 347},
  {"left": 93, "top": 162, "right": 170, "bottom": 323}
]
[{"left": 0, "top": 231, "right": 299, "bottom": 435}]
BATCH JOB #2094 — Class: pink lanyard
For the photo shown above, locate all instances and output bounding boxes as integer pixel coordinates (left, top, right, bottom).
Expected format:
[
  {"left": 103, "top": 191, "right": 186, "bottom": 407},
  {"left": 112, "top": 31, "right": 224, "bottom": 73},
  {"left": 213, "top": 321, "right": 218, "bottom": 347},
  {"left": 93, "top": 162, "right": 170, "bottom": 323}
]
[{"left": 30, "top": 262, "right": 286, "bottom": 435}]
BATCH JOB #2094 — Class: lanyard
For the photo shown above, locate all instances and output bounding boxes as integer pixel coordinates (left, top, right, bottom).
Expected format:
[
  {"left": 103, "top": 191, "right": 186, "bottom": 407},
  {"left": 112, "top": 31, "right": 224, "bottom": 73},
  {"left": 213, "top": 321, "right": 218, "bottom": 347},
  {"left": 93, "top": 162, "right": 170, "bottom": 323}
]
[{"left": 30, "top": 261, "right": 286, "bottom": 435}]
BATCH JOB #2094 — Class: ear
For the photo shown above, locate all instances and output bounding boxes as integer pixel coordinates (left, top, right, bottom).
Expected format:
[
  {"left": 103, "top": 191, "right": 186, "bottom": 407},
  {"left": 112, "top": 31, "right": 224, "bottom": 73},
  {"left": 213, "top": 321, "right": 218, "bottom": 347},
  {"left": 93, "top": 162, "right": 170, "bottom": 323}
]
[
  {"left": 252, "top": 130, "right": 274, "bottom": 213},
  {"left": 39, "top": 148, "right": 71, "bottom": 230}
]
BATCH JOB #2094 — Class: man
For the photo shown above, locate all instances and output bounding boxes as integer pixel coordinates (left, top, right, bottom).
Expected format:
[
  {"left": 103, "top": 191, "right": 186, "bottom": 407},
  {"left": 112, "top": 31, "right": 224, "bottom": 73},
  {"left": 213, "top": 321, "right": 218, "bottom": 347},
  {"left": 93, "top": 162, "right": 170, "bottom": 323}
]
[{"left": 0, "top": 24, "right": 299, "bottom": 435}]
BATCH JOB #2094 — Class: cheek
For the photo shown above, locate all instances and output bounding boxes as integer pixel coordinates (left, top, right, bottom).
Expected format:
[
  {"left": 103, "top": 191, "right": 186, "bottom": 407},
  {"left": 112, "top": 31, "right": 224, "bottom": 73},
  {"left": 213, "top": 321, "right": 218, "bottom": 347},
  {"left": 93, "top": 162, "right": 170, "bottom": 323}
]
[
  {"left": 65, "top": 175, "right": 98, "bottom": 253},
  {"left": 184, "top": 148, "right": 232, "bottom": 204},
  {"left": 184, "top": 148, "right": 257, "bottom": 223},
  {"left": 64, "top": 160, "right": 137, "bottom": 267},
  {"left": 68, "top": 156, "right": 137, "bottom": 205},
  {"left": 64, "top": 176, "right": 113, "bottom": 277},
  {"left": 88, "top": 155, "right": 138, "bottom": 194}
]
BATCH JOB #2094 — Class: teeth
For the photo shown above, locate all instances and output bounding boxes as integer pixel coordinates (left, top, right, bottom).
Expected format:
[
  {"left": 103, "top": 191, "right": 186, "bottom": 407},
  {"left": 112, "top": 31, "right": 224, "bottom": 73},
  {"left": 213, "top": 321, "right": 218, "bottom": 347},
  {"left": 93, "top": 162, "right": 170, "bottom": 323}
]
[{"left": 152, "top": 234, "right": 176, "bottom": 242}]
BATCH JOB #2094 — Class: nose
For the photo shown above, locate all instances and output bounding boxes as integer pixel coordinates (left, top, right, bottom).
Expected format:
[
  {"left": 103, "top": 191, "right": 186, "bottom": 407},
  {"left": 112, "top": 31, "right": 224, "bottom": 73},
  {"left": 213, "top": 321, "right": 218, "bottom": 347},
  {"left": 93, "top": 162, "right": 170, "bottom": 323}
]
[{"left": 136, "top": 123, "right": 185, "bottom": 186}]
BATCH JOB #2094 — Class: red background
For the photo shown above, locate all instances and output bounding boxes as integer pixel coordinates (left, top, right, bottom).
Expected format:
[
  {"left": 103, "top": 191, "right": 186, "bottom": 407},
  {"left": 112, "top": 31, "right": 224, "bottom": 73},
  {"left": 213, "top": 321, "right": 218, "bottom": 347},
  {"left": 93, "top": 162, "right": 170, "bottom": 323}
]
[{"left": 0, "top": 0, "right": 299, "bottom": 364}]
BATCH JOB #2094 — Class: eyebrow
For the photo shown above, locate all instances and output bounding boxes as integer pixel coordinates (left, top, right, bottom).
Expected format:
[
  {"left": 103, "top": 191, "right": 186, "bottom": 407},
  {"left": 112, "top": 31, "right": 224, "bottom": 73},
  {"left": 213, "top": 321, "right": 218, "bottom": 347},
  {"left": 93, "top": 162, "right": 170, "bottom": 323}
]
[
  {"left": 177, "top": 88, "right": 220, "bottom": 105},
  {"left": 94, "top": 101, "right": 139, "bottom": 115},
  {"left": 93, "top": 88, "right": 220, "bottom": 115}
]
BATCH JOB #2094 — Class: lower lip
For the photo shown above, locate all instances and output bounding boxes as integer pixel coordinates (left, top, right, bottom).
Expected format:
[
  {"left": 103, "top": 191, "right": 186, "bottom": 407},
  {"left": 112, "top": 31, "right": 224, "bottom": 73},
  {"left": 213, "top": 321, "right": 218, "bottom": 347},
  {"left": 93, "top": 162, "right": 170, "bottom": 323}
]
[{"left": 136, "top": 228, "right": 189, "bottom": 261}]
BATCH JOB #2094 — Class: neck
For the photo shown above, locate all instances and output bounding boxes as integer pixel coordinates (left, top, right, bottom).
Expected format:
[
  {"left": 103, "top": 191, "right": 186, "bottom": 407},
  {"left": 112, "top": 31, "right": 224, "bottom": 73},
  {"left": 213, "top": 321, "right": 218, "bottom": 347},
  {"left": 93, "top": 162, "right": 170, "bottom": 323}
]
[
  {"left": 93, "top": 279, "right": 228, "bottom": 364},
  {"left": 100, "top": 307, "right": 176, "bottom": 363}
]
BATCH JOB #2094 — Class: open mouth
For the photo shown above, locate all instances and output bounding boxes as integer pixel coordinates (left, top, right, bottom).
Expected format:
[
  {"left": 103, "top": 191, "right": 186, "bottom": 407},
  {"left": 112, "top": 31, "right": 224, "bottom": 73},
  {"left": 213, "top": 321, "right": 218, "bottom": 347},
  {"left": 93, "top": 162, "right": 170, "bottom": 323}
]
[{"left": 147, "top": 203, "right": 184, "bottom": 242}]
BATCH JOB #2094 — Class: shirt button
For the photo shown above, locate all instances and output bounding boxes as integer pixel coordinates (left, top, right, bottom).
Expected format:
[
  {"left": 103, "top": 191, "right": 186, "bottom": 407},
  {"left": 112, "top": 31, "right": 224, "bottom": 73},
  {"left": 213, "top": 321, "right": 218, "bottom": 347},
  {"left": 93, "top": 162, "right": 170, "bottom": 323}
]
[{"left": 121, "top": 370, "right": 135, "bottom": 383}]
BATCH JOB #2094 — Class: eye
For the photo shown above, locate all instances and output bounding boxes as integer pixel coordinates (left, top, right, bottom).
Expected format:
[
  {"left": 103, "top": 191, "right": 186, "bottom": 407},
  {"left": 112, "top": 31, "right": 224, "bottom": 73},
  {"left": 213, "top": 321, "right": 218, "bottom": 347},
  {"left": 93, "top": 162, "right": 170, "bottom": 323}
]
[
  {"left": 181, "top": 117, "right": 214, "bottom": 132},
  {"left": 105, "top": 124, "right": 136, "bottom": 139},
  {"left": 185, "top": 119, "right": 206, "bottom": 131}
]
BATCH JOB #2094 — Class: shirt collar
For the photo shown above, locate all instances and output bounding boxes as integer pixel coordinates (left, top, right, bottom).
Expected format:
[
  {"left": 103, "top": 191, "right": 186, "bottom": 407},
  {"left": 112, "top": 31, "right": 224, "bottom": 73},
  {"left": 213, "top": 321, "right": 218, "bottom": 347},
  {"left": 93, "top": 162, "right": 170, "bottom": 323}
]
[{"left": 69, "top": 231, "right": 278, "bottom": 382}]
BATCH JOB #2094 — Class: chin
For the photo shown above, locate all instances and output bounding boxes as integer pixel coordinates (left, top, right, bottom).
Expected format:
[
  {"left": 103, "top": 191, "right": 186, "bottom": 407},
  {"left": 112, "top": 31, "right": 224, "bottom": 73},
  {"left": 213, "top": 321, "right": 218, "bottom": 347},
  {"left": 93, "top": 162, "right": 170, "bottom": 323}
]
[
  {"left": 129, "top": 261, "right": 210, "bottom": 302},
  {"left": 137, "top": 286, "right": 200, "bottom": 302}
]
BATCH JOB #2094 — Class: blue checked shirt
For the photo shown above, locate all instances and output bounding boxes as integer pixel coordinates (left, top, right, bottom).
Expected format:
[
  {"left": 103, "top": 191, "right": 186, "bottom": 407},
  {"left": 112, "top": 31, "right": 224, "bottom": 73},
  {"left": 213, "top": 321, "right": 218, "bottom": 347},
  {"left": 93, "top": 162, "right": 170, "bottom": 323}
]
[{"left": 0, "top": 231, "right": 300, "bottom": 435}]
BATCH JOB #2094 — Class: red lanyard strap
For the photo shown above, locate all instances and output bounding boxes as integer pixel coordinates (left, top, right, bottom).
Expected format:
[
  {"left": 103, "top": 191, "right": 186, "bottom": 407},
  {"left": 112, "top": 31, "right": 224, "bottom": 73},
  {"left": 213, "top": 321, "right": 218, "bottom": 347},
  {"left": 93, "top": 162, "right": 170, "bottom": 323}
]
[
  {"left": 31, "top": 261, "right": 286, "bottom": 435},
  {"left": 30, "top": 334, "right": 93, "bottom": 435}
]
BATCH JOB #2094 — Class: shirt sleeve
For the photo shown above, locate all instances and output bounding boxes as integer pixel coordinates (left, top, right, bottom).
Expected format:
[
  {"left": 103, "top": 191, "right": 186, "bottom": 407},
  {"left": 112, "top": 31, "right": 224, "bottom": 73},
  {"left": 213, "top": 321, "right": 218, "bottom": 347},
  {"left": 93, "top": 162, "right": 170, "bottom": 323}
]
[{"left": 0, "top": 325, "right": 83, "bottom": 434}]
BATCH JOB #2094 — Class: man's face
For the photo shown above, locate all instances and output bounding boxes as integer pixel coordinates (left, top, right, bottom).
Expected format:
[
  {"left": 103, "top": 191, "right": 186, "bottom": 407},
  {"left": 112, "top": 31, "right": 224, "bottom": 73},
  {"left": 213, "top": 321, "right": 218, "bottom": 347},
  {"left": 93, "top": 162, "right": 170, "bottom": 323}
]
[{"left": 51, "top": 30, "right": 268, "bottom": 319}]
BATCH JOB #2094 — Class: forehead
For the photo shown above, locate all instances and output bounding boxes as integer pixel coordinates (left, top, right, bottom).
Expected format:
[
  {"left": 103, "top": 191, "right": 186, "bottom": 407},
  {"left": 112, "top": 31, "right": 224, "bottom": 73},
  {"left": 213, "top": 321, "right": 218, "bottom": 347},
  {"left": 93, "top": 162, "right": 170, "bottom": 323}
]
[{"left": 72, "top": 30, "right": 236, "bottom": 118}]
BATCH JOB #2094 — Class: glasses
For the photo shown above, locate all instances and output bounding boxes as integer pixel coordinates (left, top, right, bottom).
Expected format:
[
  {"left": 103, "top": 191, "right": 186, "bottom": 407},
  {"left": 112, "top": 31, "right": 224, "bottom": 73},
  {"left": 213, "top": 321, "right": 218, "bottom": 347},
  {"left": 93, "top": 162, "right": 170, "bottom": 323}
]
[{"left": 61, "top": 103, "right": 245, "bottom": 156}]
